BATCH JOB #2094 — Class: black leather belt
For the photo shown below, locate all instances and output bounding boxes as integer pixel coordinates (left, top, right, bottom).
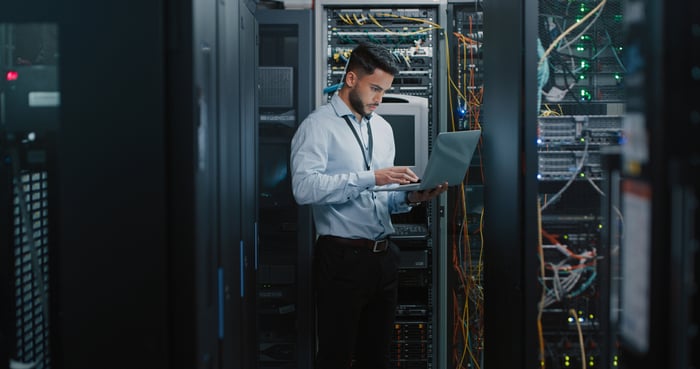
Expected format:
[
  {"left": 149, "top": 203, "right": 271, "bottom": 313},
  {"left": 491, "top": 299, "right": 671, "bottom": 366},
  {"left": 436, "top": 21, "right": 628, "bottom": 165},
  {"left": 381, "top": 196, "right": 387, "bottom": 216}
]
[{"left": 319, "top": 235, "right": 389, "bottom": 253}]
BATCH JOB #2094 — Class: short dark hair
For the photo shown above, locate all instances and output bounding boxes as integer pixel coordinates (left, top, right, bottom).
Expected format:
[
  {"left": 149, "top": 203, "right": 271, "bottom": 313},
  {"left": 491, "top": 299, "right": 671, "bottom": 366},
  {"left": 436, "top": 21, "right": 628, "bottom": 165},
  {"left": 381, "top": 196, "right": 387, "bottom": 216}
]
[{"left": 346, "top": 42, "right": 400, "bottom": 78}]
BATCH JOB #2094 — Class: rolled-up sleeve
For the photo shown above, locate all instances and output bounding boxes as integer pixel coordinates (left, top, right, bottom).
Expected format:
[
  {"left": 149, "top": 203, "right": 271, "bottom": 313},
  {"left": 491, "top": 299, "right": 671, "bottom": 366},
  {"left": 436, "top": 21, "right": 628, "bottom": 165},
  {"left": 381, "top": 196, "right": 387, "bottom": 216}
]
[{"left": 389, "top": 191, "right": 412, "bottom": 214}]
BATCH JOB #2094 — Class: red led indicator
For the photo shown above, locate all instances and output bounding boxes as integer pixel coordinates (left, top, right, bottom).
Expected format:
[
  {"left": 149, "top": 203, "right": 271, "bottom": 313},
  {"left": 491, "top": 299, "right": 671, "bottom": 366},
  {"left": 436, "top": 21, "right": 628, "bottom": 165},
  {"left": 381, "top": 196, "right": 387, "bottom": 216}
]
[{"left": 6, "top": 70, "right": 18, "bottom": 81}]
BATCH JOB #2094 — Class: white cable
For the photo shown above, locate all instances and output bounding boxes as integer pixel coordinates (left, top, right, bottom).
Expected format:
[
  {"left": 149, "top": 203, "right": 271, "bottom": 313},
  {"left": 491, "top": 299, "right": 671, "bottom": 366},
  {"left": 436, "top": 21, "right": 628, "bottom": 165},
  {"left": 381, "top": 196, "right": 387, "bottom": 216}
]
[{"left": 586, "top": 176, "right": 605, "bottom": 196}]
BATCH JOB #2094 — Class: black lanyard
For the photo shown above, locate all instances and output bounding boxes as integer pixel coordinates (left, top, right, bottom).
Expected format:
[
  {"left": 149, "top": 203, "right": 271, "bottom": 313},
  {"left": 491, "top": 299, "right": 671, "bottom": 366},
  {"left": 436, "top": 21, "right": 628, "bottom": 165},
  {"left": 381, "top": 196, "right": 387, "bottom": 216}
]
[{"left": 342, "top": 115, "right": 373, "bottom": 170}]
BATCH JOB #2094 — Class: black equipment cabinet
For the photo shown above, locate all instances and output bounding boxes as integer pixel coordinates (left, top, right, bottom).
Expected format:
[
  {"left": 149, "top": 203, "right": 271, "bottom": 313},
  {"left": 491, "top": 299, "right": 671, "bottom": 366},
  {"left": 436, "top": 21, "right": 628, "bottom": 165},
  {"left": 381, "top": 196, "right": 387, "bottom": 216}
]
[
  {"left": 616, "top": 1, "right": 700, "bottom": 369},
  {"left": 1, "top": 1, "right": 259, "bottom": 368},
  {"left": 254, "top": 9, "right": 315, "bottom": 369},
  {"left": 481, "top": 0, "right": 540, "bottom": 367}
]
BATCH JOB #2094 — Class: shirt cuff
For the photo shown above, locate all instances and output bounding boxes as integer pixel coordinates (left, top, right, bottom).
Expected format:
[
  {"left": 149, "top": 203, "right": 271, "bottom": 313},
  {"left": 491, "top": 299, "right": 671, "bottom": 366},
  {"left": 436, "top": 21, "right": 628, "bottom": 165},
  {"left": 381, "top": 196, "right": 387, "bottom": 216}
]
[{"left": 358, "top": 170, "right": 376, "bottom": 190}]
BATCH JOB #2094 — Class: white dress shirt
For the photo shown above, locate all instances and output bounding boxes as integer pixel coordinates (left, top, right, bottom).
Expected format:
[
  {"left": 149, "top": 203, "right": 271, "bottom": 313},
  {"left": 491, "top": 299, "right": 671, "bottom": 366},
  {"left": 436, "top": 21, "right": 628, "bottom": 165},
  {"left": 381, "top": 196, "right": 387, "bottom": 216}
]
[{"left": 290, "top": 94, "right": 411, "bottom": 240}]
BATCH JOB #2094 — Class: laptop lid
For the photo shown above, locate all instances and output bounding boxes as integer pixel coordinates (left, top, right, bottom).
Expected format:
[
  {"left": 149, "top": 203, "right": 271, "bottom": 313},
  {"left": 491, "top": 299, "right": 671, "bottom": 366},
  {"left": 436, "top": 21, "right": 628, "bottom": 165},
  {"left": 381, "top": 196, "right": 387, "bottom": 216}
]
[{"left": 372, "top": 129, "right": 481, "bottom": 191}]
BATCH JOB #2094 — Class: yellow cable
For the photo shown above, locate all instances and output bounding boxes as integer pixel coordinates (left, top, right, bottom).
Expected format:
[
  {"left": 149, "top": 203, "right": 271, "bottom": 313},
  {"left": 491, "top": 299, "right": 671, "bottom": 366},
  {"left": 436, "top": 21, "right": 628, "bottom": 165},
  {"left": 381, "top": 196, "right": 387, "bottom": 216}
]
[
  {"left": 366, "top": 12, "right": 441, "bottom": 36},
  {"left": 569, "top": 309, "right": 588, "bottom": 369},
  {"left": 338, "top": 13, "right": 352, "bottom": 25},
  {"left": 538, "top": 0, "right": 607, "bottom": 68},
  {"left": 377, "top": 12, "right": 441, "bottom": 29}
]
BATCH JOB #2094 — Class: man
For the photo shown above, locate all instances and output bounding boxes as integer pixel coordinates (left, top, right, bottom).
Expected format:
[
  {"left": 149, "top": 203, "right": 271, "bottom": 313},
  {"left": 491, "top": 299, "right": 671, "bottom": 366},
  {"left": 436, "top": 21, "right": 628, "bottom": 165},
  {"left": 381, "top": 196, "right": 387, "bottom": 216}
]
[{"left": 290, "top": 42, "right": 446, "bottom": 369}]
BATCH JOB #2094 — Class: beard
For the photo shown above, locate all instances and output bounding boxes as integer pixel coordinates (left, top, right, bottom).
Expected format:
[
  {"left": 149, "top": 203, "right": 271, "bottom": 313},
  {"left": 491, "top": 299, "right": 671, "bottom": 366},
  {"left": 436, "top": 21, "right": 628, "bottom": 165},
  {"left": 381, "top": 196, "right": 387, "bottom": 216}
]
[{"left": 348, "top": 88, "right": 369, "bottom": 118}]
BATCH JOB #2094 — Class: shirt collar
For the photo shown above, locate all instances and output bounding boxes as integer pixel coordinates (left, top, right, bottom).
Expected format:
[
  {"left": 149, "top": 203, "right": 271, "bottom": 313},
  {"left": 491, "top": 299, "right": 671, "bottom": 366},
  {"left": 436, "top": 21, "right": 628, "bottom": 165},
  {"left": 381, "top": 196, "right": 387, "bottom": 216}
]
[{"left": 330, "top": 94, "right": 374, "bottom": 123}]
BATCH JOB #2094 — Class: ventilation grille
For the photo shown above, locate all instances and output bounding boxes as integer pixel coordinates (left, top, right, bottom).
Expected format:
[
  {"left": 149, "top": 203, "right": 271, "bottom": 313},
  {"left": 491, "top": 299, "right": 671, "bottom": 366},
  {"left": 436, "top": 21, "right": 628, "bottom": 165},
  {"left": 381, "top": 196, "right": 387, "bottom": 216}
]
[
  {"left": 13, "top": 170, "right": 51, "bottom": 369},
  {"left": 259, "top": 67, "right": 294, "bottom": 108}
]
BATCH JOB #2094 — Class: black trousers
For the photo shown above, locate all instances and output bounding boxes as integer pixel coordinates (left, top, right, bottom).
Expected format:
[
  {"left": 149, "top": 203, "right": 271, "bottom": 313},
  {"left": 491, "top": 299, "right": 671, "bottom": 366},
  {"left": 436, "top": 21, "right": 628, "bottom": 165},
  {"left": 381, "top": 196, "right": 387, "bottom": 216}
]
[{"left": 313, "top": 236, "right": 400, "bottom": 369}]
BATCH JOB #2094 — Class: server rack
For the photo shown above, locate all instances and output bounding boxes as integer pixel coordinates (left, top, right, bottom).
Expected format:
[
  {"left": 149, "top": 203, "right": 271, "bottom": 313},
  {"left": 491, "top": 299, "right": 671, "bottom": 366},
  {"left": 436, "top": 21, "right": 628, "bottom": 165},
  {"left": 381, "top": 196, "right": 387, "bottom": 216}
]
[
  {"left": 1, "top": 24, "right": 59, "bottom": 369},
  {"left": 617, "top": 1, "right": 699, "bottom": 368},
  {"left": 314, "top": 1, "right": 448, "bottom": 368},
  {"left": 531, "top": 1, "right": 628, "bottom": 367},
  {"left": 444, "top": 3, "right": 486, "bottom": 368},
  {"left": 255, "top": 8, "right": 315, "bottom": 369},
  {"left": 2, "top": 1, "right": 259, "bottom": 368}
]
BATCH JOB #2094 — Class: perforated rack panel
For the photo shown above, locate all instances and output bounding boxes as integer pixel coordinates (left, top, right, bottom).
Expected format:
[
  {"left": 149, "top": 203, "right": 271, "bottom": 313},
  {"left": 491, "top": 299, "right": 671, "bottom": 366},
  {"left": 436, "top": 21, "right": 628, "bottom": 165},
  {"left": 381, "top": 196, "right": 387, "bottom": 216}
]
[{"left": 13, "top": 171, "right": 51, "bottom": 369}]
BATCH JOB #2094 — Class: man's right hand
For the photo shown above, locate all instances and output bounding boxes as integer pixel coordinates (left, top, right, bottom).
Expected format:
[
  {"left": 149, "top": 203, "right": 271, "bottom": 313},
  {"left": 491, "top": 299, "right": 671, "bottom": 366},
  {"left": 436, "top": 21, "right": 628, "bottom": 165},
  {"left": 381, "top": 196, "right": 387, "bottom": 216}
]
[{"left": 374, "top": 166, "right": 420, "bottom": 186}]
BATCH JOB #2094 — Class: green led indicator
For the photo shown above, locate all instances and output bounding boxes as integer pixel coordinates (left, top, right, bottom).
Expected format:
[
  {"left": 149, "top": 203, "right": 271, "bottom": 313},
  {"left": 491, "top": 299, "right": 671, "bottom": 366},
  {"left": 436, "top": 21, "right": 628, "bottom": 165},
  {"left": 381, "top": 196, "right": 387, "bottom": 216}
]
[
  {"left": 580, "top": 172, "right": 586, "bottom": 178},
  {"left": 580, "top": 74, "right": 586, "bottom": 80},
  {"left": 614, "top": 14, "right": 623, "bottom": 22},
  {"left": 577, "top": 45, "right": 586, "bottom": 52},
  {"left": 615, "top": 74, "right": 621, "bottom": 80},
  {"left": 580, "top": 137, "right": 586, "bottom": 143},
  {"left": 580, "top": 89, "right": 591, "bottom": 100}
]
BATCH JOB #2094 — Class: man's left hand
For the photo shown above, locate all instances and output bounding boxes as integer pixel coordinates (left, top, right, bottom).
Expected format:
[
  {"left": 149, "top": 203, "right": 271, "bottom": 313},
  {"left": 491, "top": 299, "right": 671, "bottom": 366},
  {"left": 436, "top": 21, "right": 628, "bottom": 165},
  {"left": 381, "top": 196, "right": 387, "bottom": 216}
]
[{"left": 407, "top": 182, "right": 448, "bottom": 204}]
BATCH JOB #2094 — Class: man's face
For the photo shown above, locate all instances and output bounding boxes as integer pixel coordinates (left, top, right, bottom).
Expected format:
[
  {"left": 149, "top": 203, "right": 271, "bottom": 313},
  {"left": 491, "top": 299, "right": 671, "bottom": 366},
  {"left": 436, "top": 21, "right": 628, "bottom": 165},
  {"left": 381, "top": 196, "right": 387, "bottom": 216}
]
[{"left": 346, "top": 68, "right": 394, "bottom": 117}]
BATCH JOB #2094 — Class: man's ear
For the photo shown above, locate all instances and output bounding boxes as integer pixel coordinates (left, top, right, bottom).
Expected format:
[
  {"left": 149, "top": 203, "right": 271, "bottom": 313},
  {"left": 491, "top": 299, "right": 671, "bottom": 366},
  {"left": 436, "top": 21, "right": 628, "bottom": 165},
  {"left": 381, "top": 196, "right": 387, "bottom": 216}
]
[{"left": 345, "top": 71, "right": 357, "bottom": 88}]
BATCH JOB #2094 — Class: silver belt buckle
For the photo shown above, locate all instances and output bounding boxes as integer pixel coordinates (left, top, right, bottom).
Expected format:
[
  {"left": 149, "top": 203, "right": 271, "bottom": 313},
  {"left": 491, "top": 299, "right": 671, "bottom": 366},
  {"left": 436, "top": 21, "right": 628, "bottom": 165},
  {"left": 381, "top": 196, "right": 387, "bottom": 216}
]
[{"left": 372, "top": 239, "right": 388, "bottom": 253}]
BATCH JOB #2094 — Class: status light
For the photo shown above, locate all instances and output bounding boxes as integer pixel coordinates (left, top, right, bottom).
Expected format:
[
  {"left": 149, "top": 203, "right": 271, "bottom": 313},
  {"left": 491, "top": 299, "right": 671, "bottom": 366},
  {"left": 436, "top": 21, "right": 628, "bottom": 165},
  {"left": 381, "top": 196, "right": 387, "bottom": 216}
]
[{"left": 6, "top": 70, "right": 18, "bottom": 81}]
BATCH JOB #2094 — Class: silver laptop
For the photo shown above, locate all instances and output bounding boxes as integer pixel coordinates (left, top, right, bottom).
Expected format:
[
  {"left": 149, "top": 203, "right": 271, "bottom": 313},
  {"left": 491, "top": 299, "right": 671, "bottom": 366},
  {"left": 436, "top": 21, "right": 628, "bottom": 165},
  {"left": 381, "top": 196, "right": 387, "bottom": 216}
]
[{"left": 372, "top": 130, "right": 481, "bottom": 192}]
